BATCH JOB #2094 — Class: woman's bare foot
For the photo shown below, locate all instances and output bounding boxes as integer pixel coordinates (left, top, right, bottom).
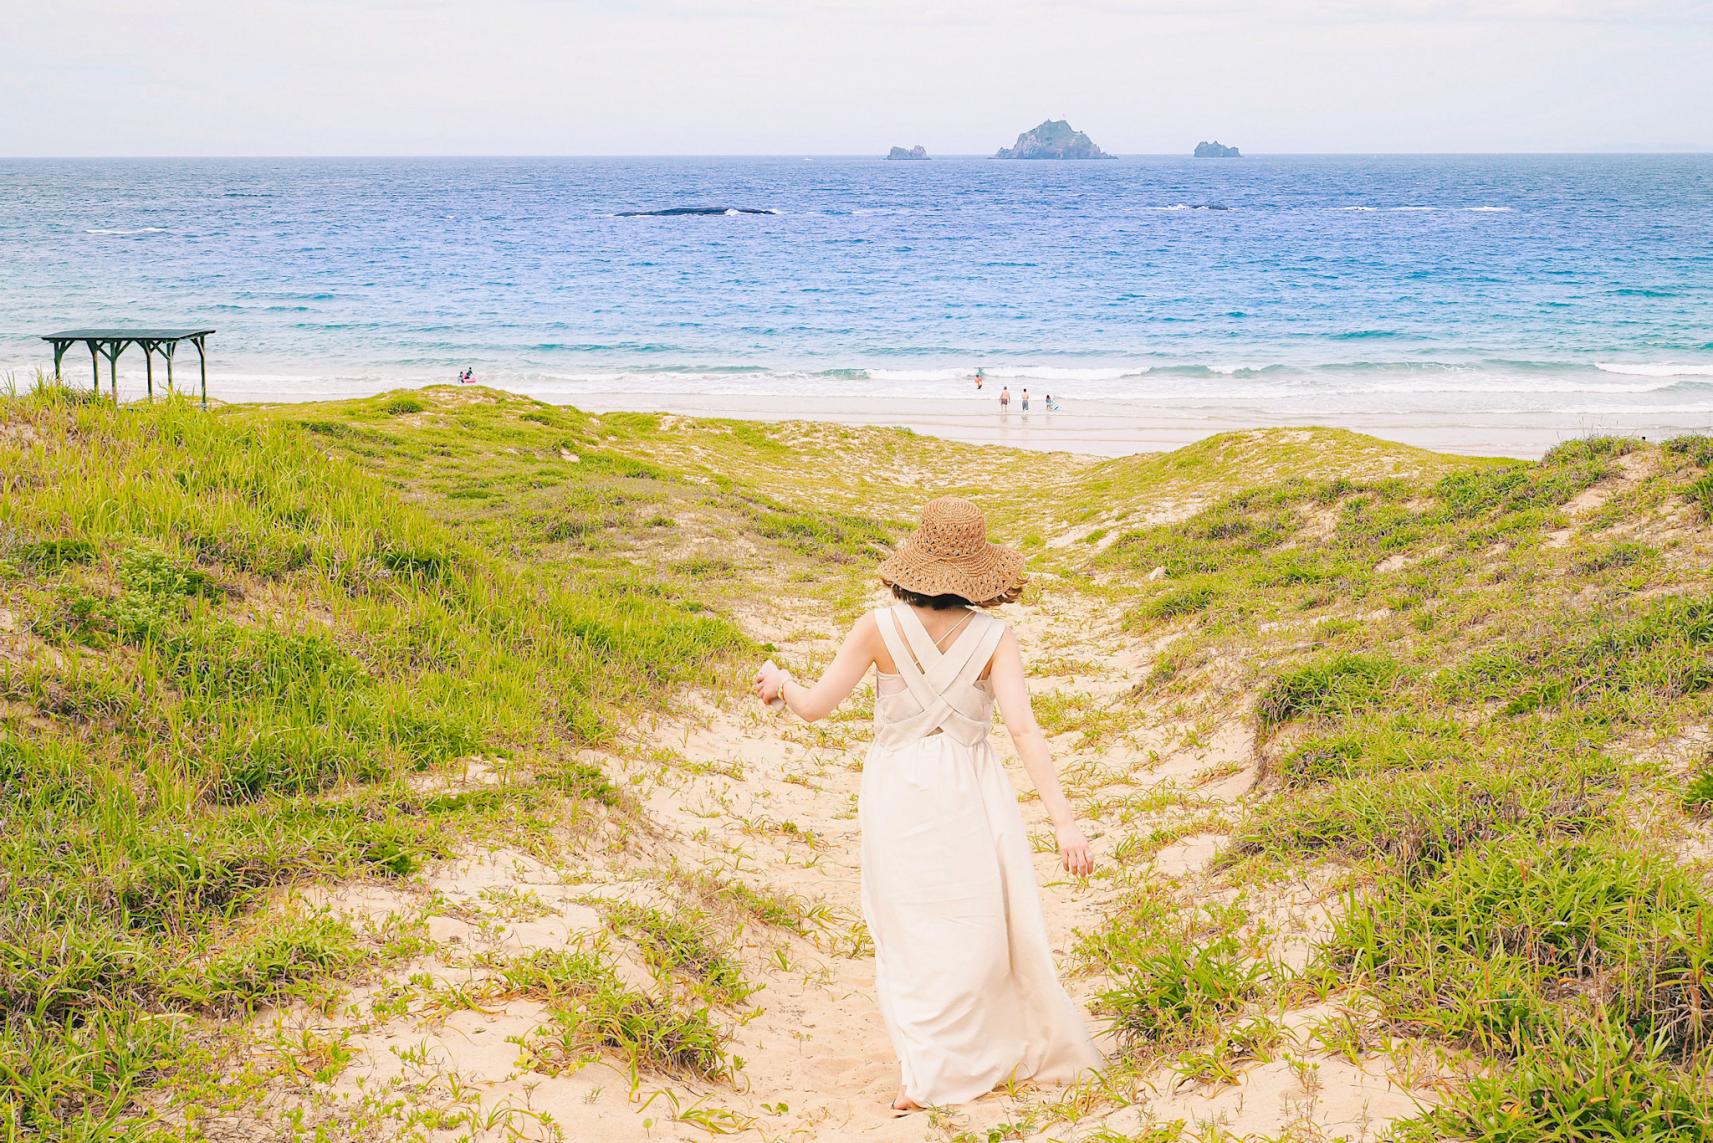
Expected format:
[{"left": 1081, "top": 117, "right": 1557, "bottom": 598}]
[{"left": 891, "top": 1092, "right": 923, "bottom": 1114}]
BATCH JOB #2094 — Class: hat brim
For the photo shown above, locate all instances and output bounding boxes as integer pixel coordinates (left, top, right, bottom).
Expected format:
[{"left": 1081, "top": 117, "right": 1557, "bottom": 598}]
[{"left": 877, "top": 540, "right": 1027, "bottom": 603}]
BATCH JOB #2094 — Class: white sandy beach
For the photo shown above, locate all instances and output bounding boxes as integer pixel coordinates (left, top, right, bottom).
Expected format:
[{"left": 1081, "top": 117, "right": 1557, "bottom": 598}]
[
  {"left": 25, "top": 361, "right": 1711, "bottom": 460},
  {"left": 569, "top": 390, "right": 1713, "bottom": 460}
]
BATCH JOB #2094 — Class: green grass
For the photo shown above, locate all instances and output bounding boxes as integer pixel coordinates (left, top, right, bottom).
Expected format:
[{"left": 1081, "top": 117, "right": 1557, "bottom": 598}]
[
  {"left": 1256, "top": 653, "right": 1402, "bottom": 731},
  {"left": 1327, "top": 836, "right": 1713, "bottom": 1057},
  {"left": 7, "top": 383, "right": 1713, "bottom": 1138},
  {"left": 1394, "top": 1022, "right": 1713, "bottom": 1142},
  {"left": 500, "top": 948, "right": 736, "bottom": 1082},
  {"left": 603, "top": 902, "right": 754, "bottom": 1006},
  {"left": 1080, "top": 431, "right": 1713, "bottom": 1137},
  {"left": 1685, "top": 760, "right": 1713, "bottom": 816},
  {"left": 0, "top": 383, "right": 749, "bottom": 1137}
]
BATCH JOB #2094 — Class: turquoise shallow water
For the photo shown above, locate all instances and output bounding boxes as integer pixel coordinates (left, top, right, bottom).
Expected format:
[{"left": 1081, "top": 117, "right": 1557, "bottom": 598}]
[{"left": 2, "top": 155, "right": 1711, "bottom": 420}]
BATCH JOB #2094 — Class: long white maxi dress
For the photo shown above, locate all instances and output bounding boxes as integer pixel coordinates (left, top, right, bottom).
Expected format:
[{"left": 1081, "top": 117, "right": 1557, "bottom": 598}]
[{"left": 860, "top": 604, "right": 1102, "bottom": 1106}]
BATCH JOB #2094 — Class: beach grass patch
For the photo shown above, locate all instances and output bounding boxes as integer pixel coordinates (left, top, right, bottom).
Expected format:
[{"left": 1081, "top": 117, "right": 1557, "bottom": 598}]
[
  {"left": 1683, "top": 760, "right": 1713, "bottom": 816},
  {"left": 1327, "top": 835, "right": 1713, "bottom": 1058},
  {"left": 504, "top": 948, "right": 735, "bottom": 1082},
  {"left": 379, "top": 395, "right": 427, "bottom": 416},
  {"left": 1257, "top": 653, "right": 1401, "bottom": 731},
  {"left": 13, "top": 537, "right": 99, "bottom": 570},
  {"left": 1391, "top": 1021, "right": 1713, "bottom": 1143},
  {"left": 603, "top": 903, "right": 753, "bottom": 1006}
]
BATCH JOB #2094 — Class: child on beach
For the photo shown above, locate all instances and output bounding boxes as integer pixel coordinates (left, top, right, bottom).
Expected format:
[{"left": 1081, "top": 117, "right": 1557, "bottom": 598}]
[
  {"left": 1021, "top": 388, "right": 1030, "bottom": 413},
  {"left": 752, "top": 497, "right": 1100, "bottom": 1113},
  {"left": 999, "top": 386, "right": 1010, "bottom": 414},
  {"left": 1045, "top": 394, "right": 1059, "bottom": 412}
]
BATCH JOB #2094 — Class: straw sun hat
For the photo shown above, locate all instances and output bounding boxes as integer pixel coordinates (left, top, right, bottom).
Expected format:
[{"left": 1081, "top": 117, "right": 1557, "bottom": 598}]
[{"left": 877, "top": 496, "right": 1027, "bottom": 604}]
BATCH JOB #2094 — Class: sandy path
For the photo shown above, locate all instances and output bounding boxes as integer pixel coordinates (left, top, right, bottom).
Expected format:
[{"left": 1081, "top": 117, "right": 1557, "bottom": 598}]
[{"left": 228, "top": 582, "right": 1428, "bottom": 1142}]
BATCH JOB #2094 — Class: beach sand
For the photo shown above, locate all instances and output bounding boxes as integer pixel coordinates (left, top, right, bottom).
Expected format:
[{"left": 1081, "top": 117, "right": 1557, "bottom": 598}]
[
  {"left": 264, "top": 576, "right": 1433, "bottom": 1143},
  {"left": 569, "top": 390, "right": 1713, "bottom": 460},
  {"left": 47, "top": 364, "right": 1710, "bottom": 460}
]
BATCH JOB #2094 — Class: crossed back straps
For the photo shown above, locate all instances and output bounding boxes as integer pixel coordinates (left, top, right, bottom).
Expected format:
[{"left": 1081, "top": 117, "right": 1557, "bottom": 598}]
[{"left": 872, "top": 604, "right": 1006, "bottom": 747}]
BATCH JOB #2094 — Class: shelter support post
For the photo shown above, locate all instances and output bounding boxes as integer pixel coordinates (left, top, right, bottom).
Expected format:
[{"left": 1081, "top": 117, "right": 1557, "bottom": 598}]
[{"left": 102, "top": 340, "right": 124, "bottom": 400}]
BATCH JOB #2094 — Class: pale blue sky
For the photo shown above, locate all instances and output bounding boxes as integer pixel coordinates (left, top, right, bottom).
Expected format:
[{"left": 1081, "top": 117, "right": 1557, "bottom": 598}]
[{"left": 5, "top": 1, "right": 1711, "bottom": 155}]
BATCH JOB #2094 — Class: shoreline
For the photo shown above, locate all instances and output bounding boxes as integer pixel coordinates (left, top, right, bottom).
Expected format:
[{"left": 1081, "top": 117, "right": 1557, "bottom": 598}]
[
  {"left": 565, "top": 391, "right": 1713, "bottom": 460},
  {"left": 20, "top": 367, "right": 1712, "bottom": 459}
]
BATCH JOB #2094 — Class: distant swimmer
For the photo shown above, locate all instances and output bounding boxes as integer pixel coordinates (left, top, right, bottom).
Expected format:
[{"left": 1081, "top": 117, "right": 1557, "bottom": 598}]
[
  {"left": 1021, "top": 388, "right": 1030, "bottom": 413},
  {"left": 999, "top": 386, "right": 1011, "bottom": 415}
]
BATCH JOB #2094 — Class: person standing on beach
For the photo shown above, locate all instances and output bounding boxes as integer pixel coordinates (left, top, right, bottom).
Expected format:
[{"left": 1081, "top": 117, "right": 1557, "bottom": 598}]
[
  {"left": 999, "top": 386, "right": 1011, "bottom": 415},
  {"left": 753, "top": 497, "right": 1101, "bottom": 1113},
  {"left": 1021, "top": 388, "right": 1030, "bottom": 413},
  {"left": 974, "top": 368, "right": 985, "bottom": 391}
]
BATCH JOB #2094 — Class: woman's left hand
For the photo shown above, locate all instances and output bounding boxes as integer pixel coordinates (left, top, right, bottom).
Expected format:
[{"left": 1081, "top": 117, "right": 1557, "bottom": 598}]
[{"left": 1056, "top": 823, "right": 1094, "bottom": 877}]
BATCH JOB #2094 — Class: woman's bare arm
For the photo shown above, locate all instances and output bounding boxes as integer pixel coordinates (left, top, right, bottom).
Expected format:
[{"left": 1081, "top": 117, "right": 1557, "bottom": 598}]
[
  {"left": 753, "top": 612, "right": 878, "bottom": 723},
  {"left": 988, "top": 628, "right": 1094, "bottom": 876}
]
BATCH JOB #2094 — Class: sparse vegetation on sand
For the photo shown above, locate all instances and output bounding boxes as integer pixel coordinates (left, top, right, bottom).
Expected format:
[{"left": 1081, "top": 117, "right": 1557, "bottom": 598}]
[{"left": 4, "top": 382, "right": 1711, "bottom": 1141}]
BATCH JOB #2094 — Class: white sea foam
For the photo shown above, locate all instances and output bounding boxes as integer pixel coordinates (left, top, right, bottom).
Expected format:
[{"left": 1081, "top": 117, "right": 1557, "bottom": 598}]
[
  {"left": 1595, "top": 361, "right": 1713, "bottom": 378},
  {"left": 866, "top": 367, "right": 973, "bottom": 383},
  {"left": 1335, "top": 205, "right": 1508, "bottom": 214},
  {"left": 84, "top": 226, "right": 168, "bottom": 235}
]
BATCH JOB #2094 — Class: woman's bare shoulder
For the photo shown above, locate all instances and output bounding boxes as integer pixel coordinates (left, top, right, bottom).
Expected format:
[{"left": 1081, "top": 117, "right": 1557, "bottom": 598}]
[{"left": 848, "top": 609, "right": 886, "bottom": 648}]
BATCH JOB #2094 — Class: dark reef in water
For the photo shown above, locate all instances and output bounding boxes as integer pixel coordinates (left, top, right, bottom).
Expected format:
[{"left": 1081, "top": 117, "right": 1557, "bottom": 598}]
[
  {"left": 616, "top": 206, "right": 777, "bottom": 217},
  {"left": 995, "top": 120, "right": 1111, "bottom": 160},
  {"left": 1194, "top": 140, "right": 1242, "bottom": 158}
]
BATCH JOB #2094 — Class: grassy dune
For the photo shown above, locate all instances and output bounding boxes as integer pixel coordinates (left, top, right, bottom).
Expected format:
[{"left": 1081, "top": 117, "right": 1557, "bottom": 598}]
[
  {"left": 3, "top": 382, "right": 1712, "bottom": 1141},
  {"left": 1093, "top": 436, "right": 1713, "bottom": 1140},
  {"left": 0, "top": 385, "right": 748, "bottom": 1137}
]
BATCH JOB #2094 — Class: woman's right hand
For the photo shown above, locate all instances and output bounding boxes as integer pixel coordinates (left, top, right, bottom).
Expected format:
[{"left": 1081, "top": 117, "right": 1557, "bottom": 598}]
[
  {"left": 1056, "top": 823, "right": 1094, "bottom": 877},
  {"left": 752, "top": 662, "right": 788, "bottom": 707}
]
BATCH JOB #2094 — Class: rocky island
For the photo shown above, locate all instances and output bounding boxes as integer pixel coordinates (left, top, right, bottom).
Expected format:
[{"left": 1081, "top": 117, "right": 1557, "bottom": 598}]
[
  {"left": 1194, "top": 140, "right": 1242, "bottom": 158},
  {"left": 886, "top": 145, "right": 930, "bottom": 160},
  {"left": 995, "top": 119, "right": 1111, "bottom": 159}
]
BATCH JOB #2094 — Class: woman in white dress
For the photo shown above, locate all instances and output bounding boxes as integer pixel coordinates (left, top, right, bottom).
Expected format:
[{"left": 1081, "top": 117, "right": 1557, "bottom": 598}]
[{"left": 753, "top": 496, "right": 1101, "bottom": 1112}]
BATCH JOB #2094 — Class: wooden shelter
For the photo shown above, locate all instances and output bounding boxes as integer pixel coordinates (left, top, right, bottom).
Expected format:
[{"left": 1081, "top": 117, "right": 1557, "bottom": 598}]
[{"left": 41, "top": 328, "right": 215, "bottom": 407}]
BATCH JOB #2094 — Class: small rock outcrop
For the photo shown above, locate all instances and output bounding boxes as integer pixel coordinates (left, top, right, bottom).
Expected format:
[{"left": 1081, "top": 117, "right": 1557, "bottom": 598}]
[
  {"left": 995, "top": 119, "right": 1111, "bottom": 160},
  {"left": 1194, "top": 140, "right": 1242, "bottom": 158},
  {"left": 886, "top": 145, "right": 930, "bottom": 160}
]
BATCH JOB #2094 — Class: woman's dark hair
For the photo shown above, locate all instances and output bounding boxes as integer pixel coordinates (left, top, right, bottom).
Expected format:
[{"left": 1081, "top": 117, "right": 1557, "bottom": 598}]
[{"left": 889, "top": 582, "right": 1020, "bottom": 609}]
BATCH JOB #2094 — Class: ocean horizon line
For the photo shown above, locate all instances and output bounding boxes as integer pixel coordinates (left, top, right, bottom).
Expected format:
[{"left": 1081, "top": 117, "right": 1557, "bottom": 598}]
[{"left": 6, "top": 149, "right": 1713, "bottom": 161}]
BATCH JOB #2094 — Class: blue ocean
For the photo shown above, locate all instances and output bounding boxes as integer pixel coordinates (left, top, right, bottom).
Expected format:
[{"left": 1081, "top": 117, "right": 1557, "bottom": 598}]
[{"left": 3, "top": 154, "right": 1711, "bottom": 432}]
